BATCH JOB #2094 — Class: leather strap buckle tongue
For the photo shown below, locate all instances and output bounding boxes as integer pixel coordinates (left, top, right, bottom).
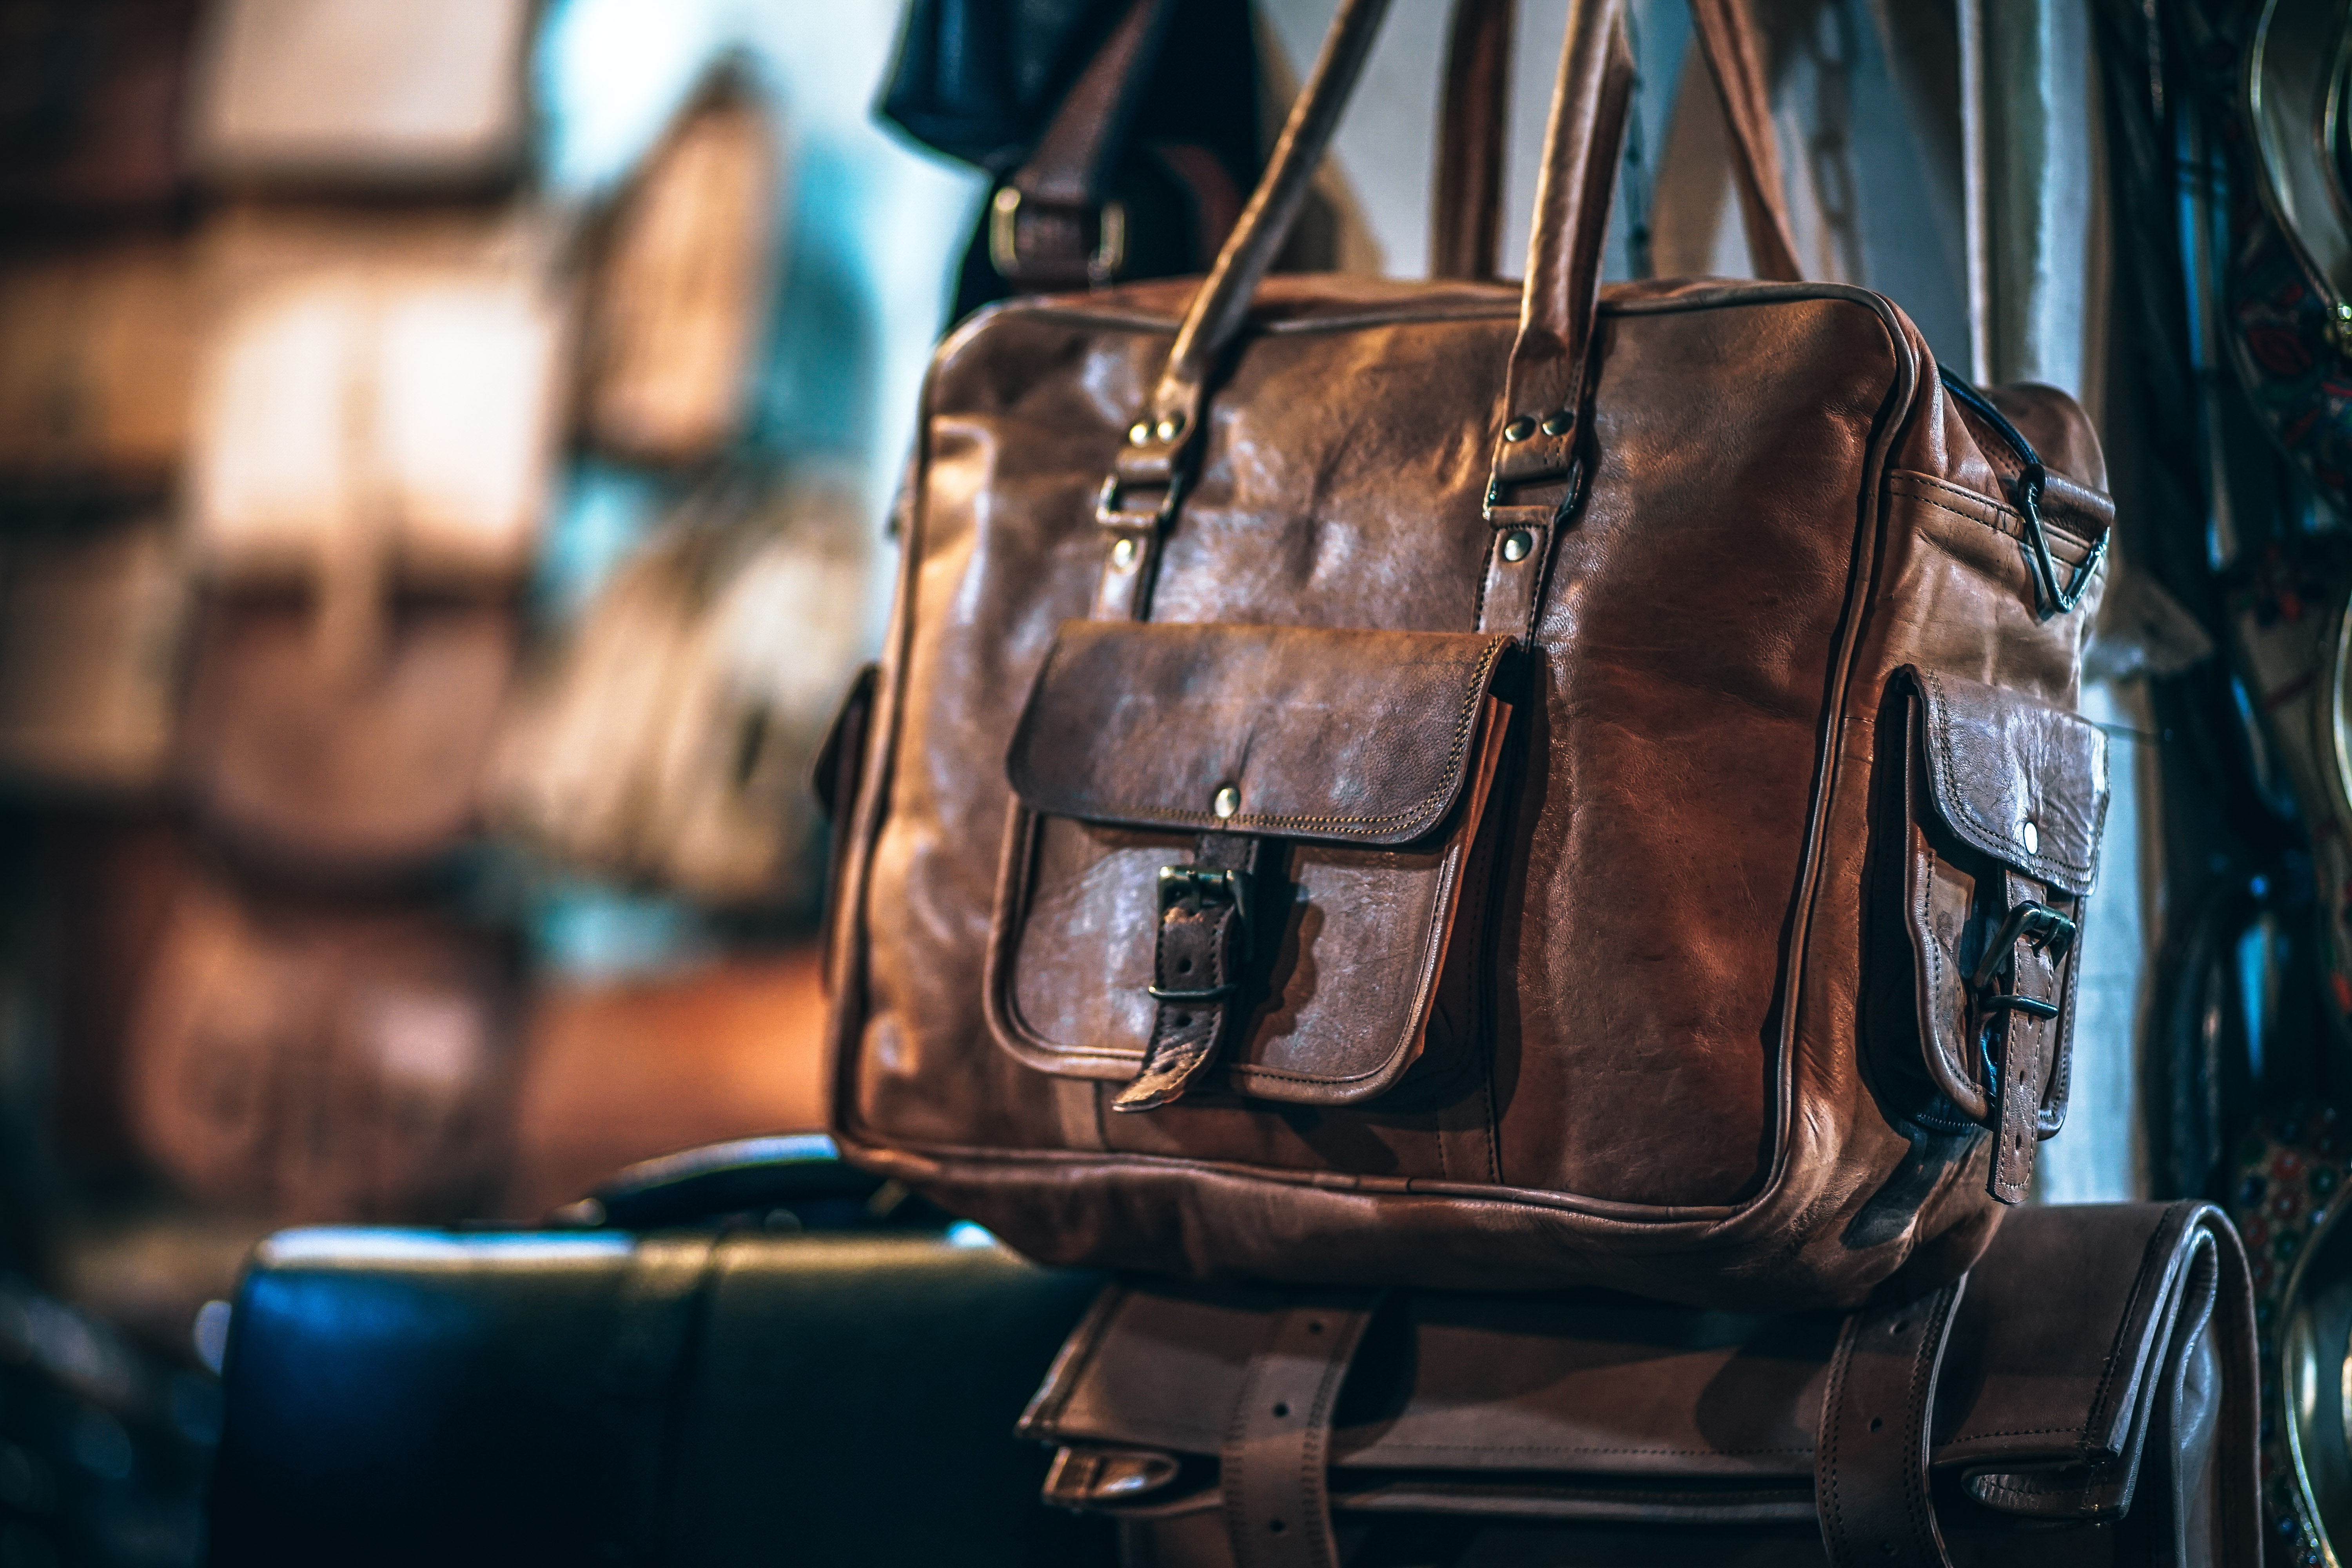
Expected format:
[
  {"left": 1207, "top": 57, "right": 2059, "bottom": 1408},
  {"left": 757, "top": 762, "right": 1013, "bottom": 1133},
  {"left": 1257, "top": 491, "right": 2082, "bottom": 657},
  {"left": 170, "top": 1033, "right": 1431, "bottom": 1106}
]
[{"left": 1115, "top": 835, "right": 1263, "bottom": 1112}]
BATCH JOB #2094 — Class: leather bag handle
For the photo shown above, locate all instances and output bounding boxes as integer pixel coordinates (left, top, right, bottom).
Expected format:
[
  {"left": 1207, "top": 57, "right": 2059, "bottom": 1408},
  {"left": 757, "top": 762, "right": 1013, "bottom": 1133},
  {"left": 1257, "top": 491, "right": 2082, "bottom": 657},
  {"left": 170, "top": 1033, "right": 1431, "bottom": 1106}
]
[
  {"left": 1431, "top": 0, "right": 1803, "bottom": 284},
  {"left": 1116, "top": 0, "right": 1799, "bottom": 516}
]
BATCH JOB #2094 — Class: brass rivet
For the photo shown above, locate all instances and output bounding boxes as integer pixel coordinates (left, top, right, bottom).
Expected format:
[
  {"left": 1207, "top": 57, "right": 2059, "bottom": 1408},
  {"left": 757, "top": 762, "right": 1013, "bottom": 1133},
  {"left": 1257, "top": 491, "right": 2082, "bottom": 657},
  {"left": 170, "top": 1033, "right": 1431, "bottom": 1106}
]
[
  {"left": 1502, "top": 416, "right": 1536, "bottom": 442},
  {"left": 1501, "top": 529, "right": 1535, "bottom": 562},
  {"left": 1213, "top": 784, "right": 1240, "bottom": 819},
  {"left": 1110, "top": 537, "right": 1138, "bottom": 571},
  {"left": 1540, "top": 411, "right": 1573, "bottom": 437},
  {"left": 1127, "top": 420, "right": 1152, "bottom": 445},
  {"left": 1156, "top": 412, "right": 1186, "bottom": 441},
  {"left": 2020, "top": 819, "right": 2039, "bottom": 855}
]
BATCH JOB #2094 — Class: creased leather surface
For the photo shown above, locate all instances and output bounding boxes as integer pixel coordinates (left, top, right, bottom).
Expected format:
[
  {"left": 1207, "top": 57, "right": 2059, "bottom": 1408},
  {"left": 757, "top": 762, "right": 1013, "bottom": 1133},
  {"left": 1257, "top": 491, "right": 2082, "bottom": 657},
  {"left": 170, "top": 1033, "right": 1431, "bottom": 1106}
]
[
  {"left": 1009, "top": 621, "right": 1510, "bottom": 846},
  {"left": 1021, "top": 1202, "right": 2258, "bottom": 1564},
  {"left": 1909, "top": 668, "right": 2107, "bottom": 896},
  {"left": 828, "top": 263, "right": 2109, "bottom": 1306}
]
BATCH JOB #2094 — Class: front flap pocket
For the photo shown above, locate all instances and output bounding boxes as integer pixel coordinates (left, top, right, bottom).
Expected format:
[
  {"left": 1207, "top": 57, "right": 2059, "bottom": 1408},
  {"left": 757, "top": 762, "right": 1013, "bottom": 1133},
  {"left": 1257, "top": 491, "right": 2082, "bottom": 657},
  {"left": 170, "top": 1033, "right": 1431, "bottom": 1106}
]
[
  {"left": 1867, "top": 665, "right": 2108, "bottom": 1200},
  {"left": 988, "top": 621, "right": 1514, "bottom": 1108}
]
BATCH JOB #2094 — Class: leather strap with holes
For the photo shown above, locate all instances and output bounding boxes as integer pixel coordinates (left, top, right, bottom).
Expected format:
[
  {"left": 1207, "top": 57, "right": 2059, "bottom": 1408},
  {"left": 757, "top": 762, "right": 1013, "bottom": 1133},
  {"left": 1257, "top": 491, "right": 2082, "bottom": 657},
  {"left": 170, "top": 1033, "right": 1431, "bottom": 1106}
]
[
  {"left": 1985, "top": 869, "right": 2060, "bottom": 1203},
  {"left": 1815, "top": 1276, "right": 1967, "bottom": 1568},
  {"left": 1221, "top": 1294, "right": 1381, "bottom": 1568},
  {"left": 1116, "top": 832, "right": 1264, "bottom": 1112}
]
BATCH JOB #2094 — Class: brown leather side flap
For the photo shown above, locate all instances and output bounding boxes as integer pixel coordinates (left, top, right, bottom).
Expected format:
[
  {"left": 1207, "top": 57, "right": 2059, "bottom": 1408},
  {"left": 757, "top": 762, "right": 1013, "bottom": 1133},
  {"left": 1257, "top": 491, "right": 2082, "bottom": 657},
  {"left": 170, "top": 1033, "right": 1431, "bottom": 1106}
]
[
  {"left": 1905, "top": 665, "right": 2108, "bottom": 896},
  {"left": 1006, "top": 621, "right": 1512, "bottom": 848},
  {"left": 1020, "top": 1203, "right": 2247, "bottom": 1513}
]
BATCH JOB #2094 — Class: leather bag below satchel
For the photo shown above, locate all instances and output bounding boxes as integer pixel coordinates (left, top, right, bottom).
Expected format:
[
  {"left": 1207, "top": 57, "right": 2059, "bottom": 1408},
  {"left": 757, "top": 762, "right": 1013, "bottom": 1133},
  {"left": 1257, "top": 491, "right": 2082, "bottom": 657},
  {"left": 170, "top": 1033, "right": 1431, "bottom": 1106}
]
[{"left": 1022, "top": 1202, "right": 2260, "bottom": 1568}]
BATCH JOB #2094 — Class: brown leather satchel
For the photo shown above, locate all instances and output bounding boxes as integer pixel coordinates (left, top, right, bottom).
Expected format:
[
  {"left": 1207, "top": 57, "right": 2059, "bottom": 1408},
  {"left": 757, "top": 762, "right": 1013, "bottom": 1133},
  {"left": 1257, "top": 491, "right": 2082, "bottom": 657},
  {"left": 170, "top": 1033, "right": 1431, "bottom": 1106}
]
[
  {"left": 824, "top": 0, "right": 2115, "bottom": 1307},
  {"left": 125, "top": 871, "right": 517, "bottom": 1221},
  {"left": 1020, "top": 1202, "right": 2258, "bottom": 1568}
]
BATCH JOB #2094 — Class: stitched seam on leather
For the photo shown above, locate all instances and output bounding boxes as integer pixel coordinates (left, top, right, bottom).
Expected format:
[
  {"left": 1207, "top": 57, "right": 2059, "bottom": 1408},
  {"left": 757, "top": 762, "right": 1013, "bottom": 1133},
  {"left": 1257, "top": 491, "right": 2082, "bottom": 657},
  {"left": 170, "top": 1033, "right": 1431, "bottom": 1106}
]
[
  {"left": 1104, "top": 639, "right": 1508, "bottom": 838},
  {"left": 1898, "top": 1287, "right": 1958, "bottom": 1557},
  {"left": 1919, "top": 670, "right": 2096, "bottom": 884},
  {"left": 1889, "top": 470, "right": 2099, "bottom": 554},
  {"left": 1818, "top": 1313, "right": 1858, "bottom": 1564},
  {"left": 2079, "top": 1207, "right": 2185, "bottom": 1447}
]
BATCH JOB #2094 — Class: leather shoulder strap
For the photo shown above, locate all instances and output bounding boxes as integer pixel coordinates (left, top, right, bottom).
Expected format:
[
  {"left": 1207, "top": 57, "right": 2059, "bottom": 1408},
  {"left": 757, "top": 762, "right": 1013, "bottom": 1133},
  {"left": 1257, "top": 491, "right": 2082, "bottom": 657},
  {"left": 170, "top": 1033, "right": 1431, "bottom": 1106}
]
[
  {"left": 996, "top": 0, "right": 1179, "bottom": 289},
  {"left": 1220, "top": 1293, "right": 1381, "bottom": 1568},
  {"left": 1432, "top": 0, "right": 1515, "bottom": 279},
  {"left": 1815, "top": 1277, "right": 1968, "bottom": 1568}
]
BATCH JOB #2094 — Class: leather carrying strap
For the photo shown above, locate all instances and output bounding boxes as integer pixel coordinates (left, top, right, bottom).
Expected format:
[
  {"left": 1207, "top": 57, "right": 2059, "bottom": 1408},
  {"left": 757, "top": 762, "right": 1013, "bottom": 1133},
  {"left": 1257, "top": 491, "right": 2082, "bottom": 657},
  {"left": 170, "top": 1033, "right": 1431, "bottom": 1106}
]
[
  {"left": 1221, "top": 1294, "right": 1381, "bottom": 1568},
  {"left": 997, "top": 0, "right": 1178, "bottom": 289},
  {"left": 1431, "top": 0, "right": 1803, "bottom": 285},
  {"left": 1985, "top": 867, "right": 2062, "bottom": 1202},
  {"left": 1432, "top": 0, "right": 1515, "bottom": 281},
  {"left": 1815, "top": 1277, "right": 1968, "bottom": 1568}
]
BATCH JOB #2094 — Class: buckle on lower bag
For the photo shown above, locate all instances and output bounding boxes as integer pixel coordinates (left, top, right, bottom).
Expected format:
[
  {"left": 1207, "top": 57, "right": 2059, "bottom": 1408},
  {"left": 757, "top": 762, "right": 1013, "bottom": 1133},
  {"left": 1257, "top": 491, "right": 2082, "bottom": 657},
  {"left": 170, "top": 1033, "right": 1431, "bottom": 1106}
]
[
  {"left": 1147, "top": 866, "right": 1248, "bottom": 1002},
  {"left": 1969, "top": 901, "right": 2078, "bottom": 1020}
]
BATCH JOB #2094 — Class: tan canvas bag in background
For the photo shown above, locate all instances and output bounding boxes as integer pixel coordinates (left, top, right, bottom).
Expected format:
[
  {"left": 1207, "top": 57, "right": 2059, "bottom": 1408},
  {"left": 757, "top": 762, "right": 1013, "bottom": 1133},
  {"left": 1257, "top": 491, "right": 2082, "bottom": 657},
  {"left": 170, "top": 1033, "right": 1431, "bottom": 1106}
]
[
  {"left": 824, "top": 0, "right": 2115, "bottom": 1309},
  {"left": 583, "top": 70, "right": 783, "bottom": 466}
]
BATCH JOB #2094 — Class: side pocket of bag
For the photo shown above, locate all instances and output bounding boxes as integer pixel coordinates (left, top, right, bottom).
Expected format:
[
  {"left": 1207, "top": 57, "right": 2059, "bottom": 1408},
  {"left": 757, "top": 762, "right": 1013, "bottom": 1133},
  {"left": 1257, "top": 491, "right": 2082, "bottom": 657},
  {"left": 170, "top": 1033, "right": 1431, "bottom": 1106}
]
[
  {"left": 811, "top": 662, "right": 878, "bottom": 990},
  {"left": 1864, "top": 665, "right": 2109, "bottom": 1145}
]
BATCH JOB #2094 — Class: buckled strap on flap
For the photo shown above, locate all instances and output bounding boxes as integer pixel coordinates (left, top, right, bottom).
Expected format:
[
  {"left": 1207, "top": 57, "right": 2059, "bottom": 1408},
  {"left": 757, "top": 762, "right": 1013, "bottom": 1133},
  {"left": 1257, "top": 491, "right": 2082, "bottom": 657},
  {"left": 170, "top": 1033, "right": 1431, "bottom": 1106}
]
[
  {"left": 1982, "top": 868, "right": 2070, "bottom": 1203},
  {"left": 1116, "top": 832, "right": 1264, "bottom": 1111},
  {"left": 1221, "top": 1293, "right": 1379, "bottom": 1568},
  {"left": 1816, "top": 1277, "right": 1967, "bottom": 1568}
]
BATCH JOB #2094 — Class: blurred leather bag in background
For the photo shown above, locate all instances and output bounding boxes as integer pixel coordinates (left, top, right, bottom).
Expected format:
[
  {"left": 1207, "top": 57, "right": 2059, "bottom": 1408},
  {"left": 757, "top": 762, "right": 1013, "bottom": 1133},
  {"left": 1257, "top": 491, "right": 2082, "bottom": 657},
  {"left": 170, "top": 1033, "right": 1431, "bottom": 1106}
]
[
  {"left": 177, "top": 211, "right": 569, "bottom": 873},
  {"left": 583, "top": 70, "right": 781, "bottom": 466},
  {"left": 0, "top": 0, "right": 200, "bottom": 225},
  {"left": 125, "top": 870, "right": 516, "bottom": 1221},
  {"left": 491, "top": 475, "right": 870, "bottom": 907},
  {"left": 182, "top": 0, "right": 535, "bottom": 194},
  {"left": 826, "top": 0, "right": 2115, "bottom": 1308},
  {"left": 0, "top": 240, "right": 204, "bottom": 488},
  {"left": 0, "top": 515, "right": 185, "bottom": 790}
]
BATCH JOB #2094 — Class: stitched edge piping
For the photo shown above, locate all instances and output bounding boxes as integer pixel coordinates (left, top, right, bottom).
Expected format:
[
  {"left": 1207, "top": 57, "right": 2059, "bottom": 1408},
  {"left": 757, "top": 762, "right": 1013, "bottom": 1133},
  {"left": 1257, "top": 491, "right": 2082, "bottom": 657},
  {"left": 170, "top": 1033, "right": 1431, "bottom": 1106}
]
[{"left": 1887, "top": 469, "right": 2102, "bottom": 555}]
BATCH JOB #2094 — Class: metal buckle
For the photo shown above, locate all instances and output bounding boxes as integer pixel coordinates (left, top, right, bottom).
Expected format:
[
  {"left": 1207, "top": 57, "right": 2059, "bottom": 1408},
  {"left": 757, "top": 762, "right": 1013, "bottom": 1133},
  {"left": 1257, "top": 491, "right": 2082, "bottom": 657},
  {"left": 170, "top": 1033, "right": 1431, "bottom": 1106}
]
[
  {"left": 1096, "top": 471, "right": 1186, "bottom": 531},
  {"left": 2013, "top": 463, "right": 2108, "bottom": 619},
  {"left": 1969, "top": 900, "right": 2078, "bottom": 1020},
  {"left": 989, "top": 187, "right": 1128, "bottom": 285},
  {"left": 1146, "top": 865, "right": 1249, "bottom": 1002}
]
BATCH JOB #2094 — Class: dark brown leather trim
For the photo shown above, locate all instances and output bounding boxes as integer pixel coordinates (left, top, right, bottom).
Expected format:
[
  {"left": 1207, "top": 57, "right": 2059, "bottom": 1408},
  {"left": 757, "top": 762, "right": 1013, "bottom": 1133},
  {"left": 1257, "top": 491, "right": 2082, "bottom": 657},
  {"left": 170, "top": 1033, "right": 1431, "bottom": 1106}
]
[
  {"left": 1814, "top": 1277, "right": 1965, "bottom": 1567},
  {"left": 1221, "top": 1295, "right": 1379, "bottom": 1568}
]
